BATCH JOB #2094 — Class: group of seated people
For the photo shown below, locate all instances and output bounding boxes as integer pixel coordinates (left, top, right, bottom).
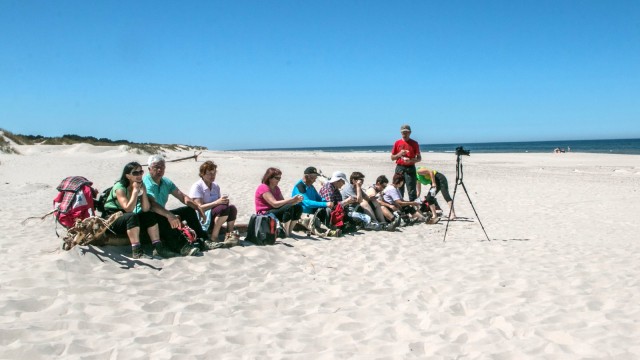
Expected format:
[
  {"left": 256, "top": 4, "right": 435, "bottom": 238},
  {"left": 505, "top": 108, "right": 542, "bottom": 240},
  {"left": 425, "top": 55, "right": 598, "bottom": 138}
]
[
  {"left": 102, "top": 155, "right": 237, "bottom": 259},
  {"left": 252, "top": 166, "right": 450, "bottom": 239},
  {"left": 102, "top": 155, "right": 453, "bottom": 260}
]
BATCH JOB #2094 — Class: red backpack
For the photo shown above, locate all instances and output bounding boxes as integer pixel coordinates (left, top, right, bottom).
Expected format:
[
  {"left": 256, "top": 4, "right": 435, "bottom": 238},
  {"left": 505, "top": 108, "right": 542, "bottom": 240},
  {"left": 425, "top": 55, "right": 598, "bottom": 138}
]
[
  {"left": 53, "top": 176, "right": 97, "bottom": 228},
  {"left": 330, "top": 202, "right": 345, "bottom": 227}
]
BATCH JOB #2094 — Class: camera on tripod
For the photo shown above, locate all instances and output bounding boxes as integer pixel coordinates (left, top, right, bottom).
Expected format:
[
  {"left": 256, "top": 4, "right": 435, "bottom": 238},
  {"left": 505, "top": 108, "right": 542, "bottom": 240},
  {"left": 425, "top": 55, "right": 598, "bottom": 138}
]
[{"left": 455, "top": 146, "right": 470, "bottom": 156}]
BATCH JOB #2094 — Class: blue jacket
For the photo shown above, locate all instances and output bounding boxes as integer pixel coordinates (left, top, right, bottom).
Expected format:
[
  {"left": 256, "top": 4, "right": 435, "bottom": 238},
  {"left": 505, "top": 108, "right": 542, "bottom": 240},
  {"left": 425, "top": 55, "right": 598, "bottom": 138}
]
[{"left": 291, "top": 179, "right": 329, "bottom": 214}]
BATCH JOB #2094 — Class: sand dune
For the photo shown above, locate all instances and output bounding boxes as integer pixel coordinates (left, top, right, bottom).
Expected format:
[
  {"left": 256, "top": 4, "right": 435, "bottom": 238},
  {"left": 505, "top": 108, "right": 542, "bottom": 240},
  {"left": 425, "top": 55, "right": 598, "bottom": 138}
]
[{"left": 1, "top": 145, "right": 639, "bottom": 358}]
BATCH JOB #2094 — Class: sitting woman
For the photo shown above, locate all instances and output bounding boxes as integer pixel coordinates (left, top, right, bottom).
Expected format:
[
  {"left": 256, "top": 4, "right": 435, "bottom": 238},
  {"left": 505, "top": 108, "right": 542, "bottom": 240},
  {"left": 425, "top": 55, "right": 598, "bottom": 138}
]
[
  {"left": 254, "top": 167, "right": 303, "bottom": 237},
  {"left": 189, "top": 161, "right": 239, "bottom": 244},
  {"left": 103, "top": 162, "right": 176, "bottom": 259},
  {"left": 382, "top": 173, "right": 428, "bottom": 225}
]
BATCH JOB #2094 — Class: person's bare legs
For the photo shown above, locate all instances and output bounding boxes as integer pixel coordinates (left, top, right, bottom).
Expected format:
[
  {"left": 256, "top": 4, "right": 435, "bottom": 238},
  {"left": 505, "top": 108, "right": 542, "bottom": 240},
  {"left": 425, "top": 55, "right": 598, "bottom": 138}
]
[
  {"left": 211, "top": 215, "right": 228, "bottom": 241},
  {"left": 146, "top": 224, "right": 160, "bottom": 242},
  {"left": 287, "top": 220, "right": 299, "bottom": 236},
  {"left": 226, "top": 219, "right": 235, "bottom": 233},
  {"left": 369, "top": 200, "right": 388, "bottom": 224},
  {"left": 359, "top": 201, "right": 385, "bottom": 224},
  {"left": 447, "top": 201, "right": 456, "bottom": 219},
  {"left": 127, "top": 227, "right": 141, "bottom": 246},
  {"left": 429, "top": 203, "right": 439, "bottom": 218},
  {"left": 381, "top": 206, "right": 395, "bottom": 222}
]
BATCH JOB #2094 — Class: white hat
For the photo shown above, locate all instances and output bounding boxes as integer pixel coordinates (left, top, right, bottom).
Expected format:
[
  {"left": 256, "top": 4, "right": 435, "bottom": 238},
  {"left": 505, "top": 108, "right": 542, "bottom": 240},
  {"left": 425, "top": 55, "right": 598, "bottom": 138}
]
[{"left": 329, "top": 171, "right": 347, "bottom": 183}]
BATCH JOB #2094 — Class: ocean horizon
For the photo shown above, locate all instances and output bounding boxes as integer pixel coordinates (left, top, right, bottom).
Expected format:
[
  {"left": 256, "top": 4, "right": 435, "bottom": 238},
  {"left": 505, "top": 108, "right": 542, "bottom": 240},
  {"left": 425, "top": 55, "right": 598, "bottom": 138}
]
[{"left": 243, "top": 138, "right": 640, "bottom": 155}]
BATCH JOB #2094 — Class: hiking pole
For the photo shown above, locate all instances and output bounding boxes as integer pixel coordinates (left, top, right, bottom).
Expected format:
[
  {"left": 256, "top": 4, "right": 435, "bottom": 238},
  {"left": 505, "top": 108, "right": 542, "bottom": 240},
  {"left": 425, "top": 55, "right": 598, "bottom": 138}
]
[{"left": 443, "top": 147, "right": 491, "bottom": 242}]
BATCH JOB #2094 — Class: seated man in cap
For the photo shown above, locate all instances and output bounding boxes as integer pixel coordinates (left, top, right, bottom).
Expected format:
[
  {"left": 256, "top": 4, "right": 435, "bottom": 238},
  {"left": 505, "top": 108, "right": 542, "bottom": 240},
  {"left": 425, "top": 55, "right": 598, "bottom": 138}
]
[{"left": 291, "top": 166, "right": 339, "bottom": 236}]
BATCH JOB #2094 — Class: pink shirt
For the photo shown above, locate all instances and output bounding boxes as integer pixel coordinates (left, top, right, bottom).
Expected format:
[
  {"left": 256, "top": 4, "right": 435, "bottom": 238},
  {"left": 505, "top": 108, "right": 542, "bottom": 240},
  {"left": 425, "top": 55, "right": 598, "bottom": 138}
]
[{"left": 255, "top": 184, "right": 284, "bottom": 214}]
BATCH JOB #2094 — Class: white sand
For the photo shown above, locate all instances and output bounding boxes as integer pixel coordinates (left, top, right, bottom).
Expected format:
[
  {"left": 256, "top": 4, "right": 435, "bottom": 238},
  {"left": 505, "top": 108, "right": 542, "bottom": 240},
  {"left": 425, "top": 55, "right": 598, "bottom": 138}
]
[{"left": 1, "top": 144, "right": 639, "bottom": 359}]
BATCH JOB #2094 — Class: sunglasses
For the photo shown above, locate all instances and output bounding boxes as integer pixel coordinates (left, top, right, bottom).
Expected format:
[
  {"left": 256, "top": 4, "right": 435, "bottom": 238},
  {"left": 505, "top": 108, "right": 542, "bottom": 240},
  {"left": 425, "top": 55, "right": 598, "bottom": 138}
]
[
  {"left": 130, "top": 170, "right": 144, "bottom": 176},
  {"left": 273, "top": 176, "right": 282, "bottom": 180}
]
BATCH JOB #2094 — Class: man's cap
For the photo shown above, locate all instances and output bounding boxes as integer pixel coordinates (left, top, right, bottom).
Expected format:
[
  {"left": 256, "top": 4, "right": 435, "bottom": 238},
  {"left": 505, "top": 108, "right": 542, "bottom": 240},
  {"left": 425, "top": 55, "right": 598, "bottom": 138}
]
[
  {"left": 400, "top": 124, "right": 412, "bottom": 132},
  {"left": 329, "top": 171, "right": 348, "bottom": 183},
  {"left": 304, "top": 166, "right": 319, "bottom": 175}
]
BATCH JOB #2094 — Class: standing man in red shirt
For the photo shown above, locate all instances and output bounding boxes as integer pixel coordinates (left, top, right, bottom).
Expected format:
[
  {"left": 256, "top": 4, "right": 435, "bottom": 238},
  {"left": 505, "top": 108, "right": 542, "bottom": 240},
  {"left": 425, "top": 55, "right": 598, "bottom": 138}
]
[{"left": 390, "top": 124, "right": 421, "bottom": 201}]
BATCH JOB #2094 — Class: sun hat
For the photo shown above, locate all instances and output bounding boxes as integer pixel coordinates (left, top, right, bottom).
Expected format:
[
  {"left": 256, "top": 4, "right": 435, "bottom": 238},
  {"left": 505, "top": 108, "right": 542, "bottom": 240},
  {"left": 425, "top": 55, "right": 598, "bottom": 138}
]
[{"left": 329, "top": 171, "right": 347, "bottom": 183}]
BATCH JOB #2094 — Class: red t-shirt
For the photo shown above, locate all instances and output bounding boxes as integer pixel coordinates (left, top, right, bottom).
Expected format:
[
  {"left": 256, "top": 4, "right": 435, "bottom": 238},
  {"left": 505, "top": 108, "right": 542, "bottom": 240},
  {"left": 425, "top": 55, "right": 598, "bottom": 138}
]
[{"left": 392, "top": 138, "right": 420, "bottom": 166}]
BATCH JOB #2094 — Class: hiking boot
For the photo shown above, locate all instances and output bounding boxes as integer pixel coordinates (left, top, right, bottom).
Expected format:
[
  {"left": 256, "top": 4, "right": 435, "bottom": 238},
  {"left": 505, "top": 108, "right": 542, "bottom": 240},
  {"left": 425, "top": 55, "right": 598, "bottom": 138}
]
[
  {"left": 383, "top": 222, "right": 396, "bottom": 232},
  {"left": 131, "top": 246, "right": 149, "bottom": 259},
  {"left": 203, "top": 240, "right": 226, "bottom": 250},
  {"left": 152, "top": 243, "right": 179, "bottom": 258},
  {"left": 223, "top": 232, "right": 240, "bottom": 247},
  {"left": 180, "top": 244, "right": 201, "bottom": 257}
]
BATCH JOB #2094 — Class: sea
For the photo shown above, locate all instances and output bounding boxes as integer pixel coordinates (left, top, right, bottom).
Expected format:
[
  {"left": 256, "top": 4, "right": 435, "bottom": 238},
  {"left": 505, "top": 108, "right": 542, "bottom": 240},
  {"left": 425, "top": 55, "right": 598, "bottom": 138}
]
[{"left": 251, "top": 138, "right": 640, "bottom": 155}]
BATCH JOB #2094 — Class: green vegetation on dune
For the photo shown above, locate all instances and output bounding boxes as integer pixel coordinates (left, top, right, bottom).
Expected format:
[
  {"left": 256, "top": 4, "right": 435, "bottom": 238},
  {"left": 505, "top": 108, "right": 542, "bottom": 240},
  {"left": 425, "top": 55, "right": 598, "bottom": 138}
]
[{"left": 0, "top": 128, "right": 206, "bottom": 154}]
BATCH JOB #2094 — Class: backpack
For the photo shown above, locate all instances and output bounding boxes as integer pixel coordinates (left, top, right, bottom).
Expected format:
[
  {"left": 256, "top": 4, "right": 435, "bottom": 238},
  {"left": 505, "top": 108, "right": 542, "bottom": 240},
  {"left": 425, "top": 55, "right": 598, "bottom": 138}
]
[
  {"left": 245, "top": 214, "right": 277, "bottom": 246},
  {"left": 330, "top": 202, "right": 345, "bottom": 227},
  {"left": 94, "top": 186, "right": 113, "bottom": 215},
  {"left": 53, "top": 176, "right": 98, "bottom": 229}
]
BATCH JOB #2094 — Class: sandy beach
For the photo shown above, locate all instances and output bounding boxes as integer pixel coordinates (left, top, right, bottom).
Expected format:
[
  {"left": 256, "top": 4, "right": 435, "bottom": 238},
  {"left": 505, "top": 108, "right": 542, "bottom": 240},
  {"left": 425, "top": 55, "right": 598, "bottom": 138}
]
[{"left": 1, "top": 143, "right": 639, "bottom": 359}]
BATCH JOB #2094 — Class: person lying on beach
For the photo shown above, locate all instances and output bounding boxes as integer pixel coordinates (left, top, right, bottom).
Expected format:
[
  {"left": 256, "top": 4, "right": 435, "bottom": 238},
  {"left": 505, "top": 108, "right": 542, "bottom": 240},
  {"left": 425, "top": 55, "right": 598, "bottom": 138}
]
[
  {"left": 255, "top": 167, "right": 303, "bottom": 237},
  {"left": 416, "top": 166, "right": 456, "bottom": 220},
  {"left": 291, "top": 166, "right": 340, "bottom": 237},
  {"left": 340, "top": 172, "right": 397, "bottom": 231},
  {"left": 382, "top": 173, "right": 429, "bottom": 225},
  {"left": 189, "top": 161, "right": 239, "bottom": 247},
  {"left": 143, "top": 155, "right": 205, "bottom": 257},
  {"left": 366, "top": 175, "right": 400, "bottom": 224},
  {"left": 102, "top": 161, "right": 176, "bottom": 259}
]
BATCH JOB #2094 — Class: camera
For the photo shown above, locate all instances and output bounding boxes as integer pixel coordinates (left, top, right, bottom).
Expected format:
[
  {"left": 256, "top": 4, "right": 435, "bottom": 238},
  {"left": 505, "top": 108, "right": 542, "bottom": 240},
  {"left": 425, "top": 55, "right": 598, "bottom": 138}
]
[{"left": 455, "top": 146, "right": 470, "bottom": 156}]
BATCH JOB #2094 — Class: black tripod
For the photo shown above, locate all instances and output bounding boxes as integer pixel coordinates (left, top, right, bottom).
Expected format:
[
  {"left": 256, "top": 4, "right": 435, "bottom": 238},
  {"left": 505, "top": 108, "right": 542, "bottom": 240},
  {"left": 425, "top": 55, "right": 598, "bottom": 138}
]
[{"left": 443, "top": 152, "right": 491, "bottom": 242}]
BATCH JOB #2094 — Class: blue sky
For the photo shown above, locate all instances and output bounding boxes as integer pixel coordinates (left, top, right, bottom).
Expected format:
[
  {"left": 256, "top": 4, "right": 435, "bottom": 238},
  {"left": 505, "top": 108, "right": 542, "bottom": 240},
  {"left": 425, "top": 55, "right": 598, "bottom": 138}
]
[{"left": 1, "top": 0, "right": 638, "bottom": 150}]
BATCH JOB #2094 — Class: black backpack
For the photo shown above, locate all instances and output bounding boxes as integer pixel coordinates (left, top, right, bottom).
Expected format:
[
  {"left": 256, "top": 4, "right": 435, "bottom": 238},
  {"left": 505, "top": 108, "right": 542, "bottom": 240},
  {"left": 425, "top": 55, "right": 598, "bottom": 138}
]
[
  {"left": 245, "top": 214, "right": 277, "bottom": 246},
  {"left": 94, "top": 186, "right": 113, "bottom": 216}
]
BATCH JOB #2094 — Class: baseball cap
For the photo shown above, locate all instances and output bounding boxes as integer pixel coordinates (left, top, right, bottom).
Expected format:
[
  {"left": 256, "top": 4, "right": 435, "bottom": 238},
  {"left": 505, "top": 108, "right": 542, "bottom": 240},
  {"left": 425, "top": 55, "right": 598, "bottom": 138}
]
[
  {"left": 400, "top": 124, "right": 412, "bottom": 132},
  {"left": 304, "top": 166, "right": 319, "bottom": 175}
]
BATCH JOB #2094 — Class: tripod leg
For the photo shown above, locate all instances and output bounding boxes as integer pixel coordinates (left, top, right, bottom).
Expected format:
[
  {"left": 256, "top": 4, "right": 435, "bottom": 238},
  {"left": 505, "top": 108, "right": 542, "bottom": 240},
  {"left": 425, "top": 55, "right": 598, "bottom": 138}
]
[
  {"left": 442, "top": 181, "right": 459, "bottom": 242},
  {"left": 459, "top": 181, "right": 491, "bottom": 242}
]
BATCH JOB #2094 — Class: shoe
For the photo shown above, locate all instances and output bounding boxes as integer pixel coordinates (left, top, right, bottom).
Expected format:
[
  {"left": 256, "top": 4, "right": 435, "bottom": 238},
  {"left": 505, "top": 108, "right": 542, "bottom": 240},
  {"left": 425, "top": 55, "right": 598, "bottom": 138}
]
[
  {"left": 392, "top": 216, "right": 402, "bottom": 228},
  {"left": 327, "top": 229, "right": 341, "bottom": 237},
  {"left": 427, "top": 216, "right": 441, "bottom": 225},
  {"left": 180, "top": 244, "right": 201, "bottom": 257},
  {"left": 131, "top": 246, "right": 149, "bottom": 259},
  {"left": 203, "top": 240, "right": 226, "bottom": 250},
  {"left": 365, "top": 222, "right": 383, "bottom": 231},
  {"left": 383, "top": 222, "right": 396, "bottom": 231},
  {"left": 223, "top": 232, "right": 240, "bottom": 247},
  {"left": 152, "top": 243, "right": 179, "bottom": 258}
]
